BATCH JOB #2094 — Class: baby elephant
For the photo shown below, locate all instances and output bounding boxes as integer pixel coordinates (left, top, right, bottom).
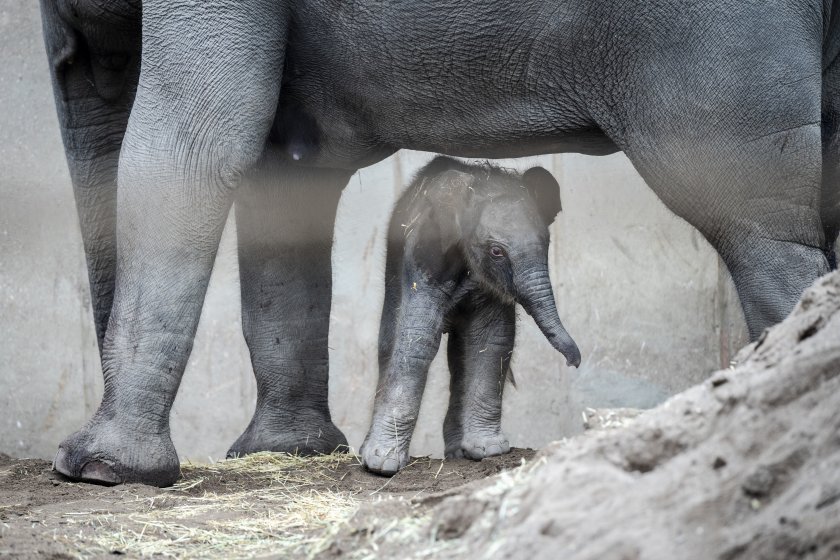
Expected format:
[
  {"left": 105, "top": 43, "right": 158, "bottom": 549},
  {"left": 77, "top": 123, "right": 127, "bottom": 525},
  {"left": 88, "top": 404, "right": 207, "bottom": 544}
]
[{"left": 361, "top": 156, "right": 580, "bottom": 476}]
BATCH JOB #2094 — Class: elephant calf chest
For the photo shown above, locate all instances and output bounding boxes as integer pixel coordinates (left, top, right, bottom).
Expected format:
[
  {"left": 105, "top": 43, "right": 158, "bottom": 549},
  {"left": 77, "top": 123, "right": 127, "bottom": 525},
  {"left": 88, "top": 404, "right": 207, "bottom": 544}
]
[{"left": 360, "top": 156, "right": 580, "bottom": 476}]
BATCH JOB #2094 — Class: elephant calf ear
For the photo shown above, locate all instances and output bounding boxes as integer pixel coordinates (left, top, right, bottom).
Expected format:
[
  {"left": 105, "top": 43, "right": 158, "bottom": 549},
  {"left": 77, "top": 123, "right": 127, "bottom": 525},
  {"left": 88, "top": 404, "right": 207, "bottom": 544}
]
[{"left": 522, "top": 167, "right": 562, "bottom": 225}]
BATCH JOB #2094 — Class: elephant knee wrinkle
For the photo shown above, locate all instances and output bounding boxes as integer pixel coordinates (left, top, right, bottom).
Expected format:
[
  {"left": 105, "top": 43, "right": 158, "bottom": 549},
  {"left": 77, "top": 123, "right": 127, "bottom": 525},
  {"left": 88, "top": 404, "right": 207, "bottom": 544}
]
[{"left": 218, "top": 159, "right": 244, "bottom": 191}]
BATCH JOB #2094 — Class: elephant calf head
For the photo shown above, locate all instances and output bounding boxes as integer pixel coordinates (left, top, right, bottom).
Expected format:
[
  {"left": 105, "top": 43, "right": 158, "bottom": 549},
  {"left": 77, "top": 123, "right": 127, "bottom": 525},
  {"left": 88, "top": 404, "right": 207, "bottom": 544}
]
[{"left": 409, "top": 156, "right": 580, "bottom": 366}]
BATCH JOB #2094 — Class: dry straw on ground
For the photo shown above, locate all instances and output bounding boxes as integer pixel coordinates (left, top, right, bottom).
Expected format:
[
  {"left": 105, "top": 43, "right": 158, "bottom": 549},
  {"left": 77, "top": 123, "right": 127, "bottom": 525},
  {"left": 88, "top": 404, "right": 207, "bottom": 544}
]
[
  {"left": 1, "top": 445, "right": 533, "bottom": 558},
  {"left": 65, "top": 453, "right": 361, "bottom": 559}
]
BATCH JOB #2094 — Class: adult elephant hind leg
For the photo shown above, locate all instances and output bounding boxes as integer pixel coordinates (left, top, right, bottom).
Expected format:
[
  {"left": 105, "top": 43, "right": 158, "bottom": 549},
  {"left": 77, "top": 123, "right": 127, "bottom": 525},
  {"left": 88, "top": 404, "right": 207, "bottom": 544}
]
[
  {"left": 39, "top": 0, "right": 141, "bottom": 353},
  {"left": 443, "top": 298, "right": 514, "bottom": 461},
  {"left": 595, "top": 6, "right": 832, "bottom": 340},
  {"left": 53, "top": 0, "right": 288, "bottom": 486},
  {"left": 227, "top": 161, "right": 351, "bottom": 458},
  {"left": 617, "top": 111, "right": 828, "bottom": 341}
]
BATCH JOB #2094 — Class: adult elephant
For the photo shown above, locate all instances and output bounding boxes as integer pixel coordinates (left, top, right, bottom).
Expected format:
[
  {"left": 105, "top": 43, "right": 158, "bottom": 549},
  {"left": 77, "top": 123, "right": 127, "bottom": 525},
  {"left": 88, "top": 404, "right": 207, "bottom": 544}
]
[{"left": 41, "top": 0, "right": 839, "bottom": 486}]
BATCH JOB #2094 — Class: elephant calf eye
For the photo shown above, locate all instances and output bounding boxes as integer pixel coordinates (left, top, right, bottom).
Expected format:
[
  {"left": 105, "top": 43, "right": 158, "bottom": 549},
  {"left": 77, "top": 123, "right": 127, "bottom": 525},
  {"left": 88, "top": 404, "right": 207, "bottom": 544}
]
[{"left": 489, "top": 245, "right": 506, "bottom": 259}]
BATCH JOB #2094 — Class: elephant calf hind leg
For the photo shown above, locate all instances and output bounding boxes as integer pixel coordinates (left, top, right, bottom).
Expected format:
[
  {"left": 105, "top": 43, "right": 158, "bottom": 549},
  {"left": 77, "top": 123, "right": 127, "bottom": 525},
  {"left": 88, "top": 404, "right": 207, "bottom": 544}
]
[{"left": 443, "top": 300, "right": 514, "bottom": 461}]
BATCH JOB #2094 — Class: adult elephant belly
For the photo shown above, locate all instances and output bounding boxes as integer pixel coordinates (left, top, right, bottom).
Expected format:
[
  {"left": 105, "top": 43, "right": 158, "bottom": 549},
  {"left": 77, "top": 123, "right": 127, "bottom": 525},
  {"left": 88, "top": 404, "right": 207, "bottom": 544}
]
[
  {"left": 268, "top": 90, "right": 620, "bottom": 169},
  {"left": 268, "top": 0, "right": 620, "bottom": 170},
  {"left": 268, "top": 94, "right": 619, "bottom": 170}
]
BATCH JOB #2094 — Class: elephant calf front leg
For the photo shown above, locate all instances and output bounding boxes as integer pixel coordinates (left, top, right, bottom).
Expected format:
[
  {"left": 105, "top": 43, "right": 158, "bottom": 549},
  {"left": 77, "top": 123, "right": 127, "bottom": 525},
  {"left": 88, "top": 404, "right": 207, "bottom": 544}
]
[
  {"left": 444, "top": 299, "right": 514, "bottom": 460},
  {"left": 361, "top": 291, "right": 446, "bottom": 475}
]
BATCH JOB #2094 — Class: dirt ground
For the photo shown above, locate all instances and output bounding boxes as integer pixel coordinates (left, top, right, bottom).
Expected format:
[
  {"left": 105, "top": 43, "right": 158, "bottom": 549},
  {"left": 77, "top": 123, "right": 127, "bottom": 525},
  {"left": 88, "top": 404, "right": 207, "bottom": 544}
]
[
  {"left": 4, "top": 271, "right": 839, "bottom": 560},
  {"left": 372, "top": 270, "right": 840, "bottom": 560},
  {"left": 0, "top": 448, "right": 534, "bottom": 559}
]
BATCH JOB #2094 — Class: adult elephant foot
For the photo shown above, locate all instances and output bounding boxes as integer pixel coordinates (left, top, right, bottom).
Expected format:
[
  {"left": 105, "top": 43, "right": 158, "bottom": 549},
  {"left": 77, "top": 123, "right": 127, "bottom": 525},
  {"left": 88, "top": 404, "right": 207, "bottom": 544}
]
[
  {"left": 53, "top": 416, "right": 179, "bottom": 487},
  {"left": 227, "top": 412, "right": 347, "bottom": 458}
]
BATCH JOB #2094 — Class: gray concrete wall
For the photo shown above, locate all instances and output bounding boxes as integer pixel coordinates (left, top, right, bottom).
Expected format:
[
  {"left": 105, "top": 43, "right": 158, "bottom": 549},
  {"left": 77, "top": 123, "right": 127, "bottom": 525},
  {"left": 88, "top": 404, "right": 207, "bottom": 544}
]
[{"left": 0, "top": 3, "right": 748, "bottom": 462}]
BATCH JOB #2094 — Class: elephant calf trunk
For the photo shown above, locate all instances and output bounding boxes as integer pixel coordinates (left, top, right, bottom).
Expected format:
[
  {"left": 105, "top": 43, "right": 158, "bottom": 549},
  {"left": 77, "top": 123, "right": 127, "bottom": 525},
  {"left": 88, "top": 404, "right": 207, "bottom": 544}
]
[{"left": 517, "top": 271, "right": 581, "bottom": 368}]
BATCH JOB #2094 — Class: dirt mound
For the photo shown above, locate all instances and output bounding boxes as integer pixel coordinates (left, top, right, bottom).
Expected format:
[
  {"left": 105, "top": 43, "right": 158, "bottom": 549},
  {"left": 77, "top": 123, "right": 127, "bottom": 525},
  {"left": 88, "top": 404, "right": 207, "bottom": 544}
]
[{"left": 358, "top": 270, "right": 840, "bottom": 559}]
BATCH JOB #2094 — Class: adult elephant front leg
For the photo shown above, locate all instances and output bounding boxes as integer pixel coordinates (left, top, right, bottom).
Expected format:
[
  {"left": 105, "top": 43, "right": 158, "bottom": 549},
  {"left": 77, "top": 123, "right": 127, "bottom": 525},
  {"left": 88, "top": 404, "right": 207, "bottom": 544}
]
[
  {"left": 53, "top": 0, "right": 287, "bottom": 486},
  {"left": 228, "top": 161, "right": 351, "bottom": 457}
]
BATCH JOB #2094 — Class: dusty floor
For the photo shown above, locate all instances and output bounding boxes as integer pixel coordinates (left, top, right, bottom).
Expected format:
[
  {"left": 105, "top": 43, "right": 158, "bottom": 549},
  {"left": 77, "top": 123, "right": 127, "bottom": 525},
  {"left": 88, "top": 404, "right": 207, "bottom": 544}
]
[
  {"left": 4, "top": 272, "right": 839, "bottom": 560},
  {"left": 0, "top": 448, "right": 534, "bottom": 559}
]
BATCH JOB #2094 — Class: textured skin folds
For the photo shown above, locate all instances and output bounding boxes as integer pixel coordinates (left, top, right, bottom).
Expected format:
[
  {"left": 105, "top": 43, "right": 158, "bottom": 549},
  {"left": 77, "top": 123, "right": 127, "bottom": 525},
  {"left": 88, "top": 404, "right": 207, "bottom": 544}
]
[{"left": 40, "top": 0, "right": 839, "bottom": 485}]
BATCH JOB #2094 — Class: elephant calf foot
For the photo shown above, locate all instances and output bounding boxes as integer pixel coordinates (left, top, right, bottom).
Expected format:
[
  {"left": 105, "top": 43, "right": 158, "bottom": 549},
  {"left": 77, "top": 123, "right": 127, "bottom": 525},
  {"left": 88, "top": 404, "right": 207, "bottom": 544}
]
[
  {"left": 445, "top": 431, "right": 510, "bottom": 461},
  {"left": 360, "top": 430, "right": 411, "bottom": 476},
  {"left": 53, "top": 419, "right": 179, "bottom": 487},
  {"left": 227, "top": 412, "right": 348, "bottom": 458}
]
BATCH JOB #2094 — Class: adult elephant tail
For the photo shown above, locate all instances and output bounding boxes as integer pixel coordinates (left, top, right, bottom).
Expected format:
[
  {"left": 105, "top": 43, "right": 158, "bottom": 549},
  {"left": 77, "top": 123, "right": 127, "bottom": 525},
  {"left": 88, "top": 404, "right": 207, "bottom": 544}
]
[
  {"left": 821, "top": 0, "right": 840, "bottom": 268},
  {"left": 825, "top": 0, "right": 840, "bottom": 69}
]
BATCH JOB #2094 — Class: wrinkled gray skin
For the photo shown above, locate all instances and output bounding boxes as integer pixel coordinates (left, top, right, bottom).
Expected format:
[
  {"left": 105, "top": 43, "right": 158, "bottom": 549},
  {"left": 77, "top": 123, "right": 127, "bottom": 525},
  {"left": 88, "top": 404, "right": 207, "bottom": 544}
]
[
  {"left": 361, "top": 157, "right": 580, "bottom": 475},
  {"left": 40, "top": 0, "right": 839, "bottom": 486}
]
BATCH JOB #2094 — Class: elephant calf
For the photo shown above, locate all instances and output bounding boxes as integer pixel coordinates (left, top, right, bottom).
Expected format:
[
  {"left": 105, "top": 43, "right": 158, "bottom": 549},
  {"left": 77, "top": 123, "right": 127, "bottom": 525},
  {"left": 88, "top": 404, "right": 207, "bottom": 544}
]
[{"left": 361, "top": 157, "right": 580, "bottom": 475}]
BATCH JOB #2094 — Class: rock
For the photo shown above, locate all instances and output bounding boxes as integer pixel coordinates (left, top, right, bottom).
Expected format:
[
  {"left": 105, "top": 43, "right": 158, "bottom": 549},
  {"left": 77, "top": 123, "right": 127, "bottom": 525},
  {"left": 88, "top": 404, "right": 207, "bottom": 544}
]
[{"left": 581, "top": 408, "right": 644, "bottom": 431}]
